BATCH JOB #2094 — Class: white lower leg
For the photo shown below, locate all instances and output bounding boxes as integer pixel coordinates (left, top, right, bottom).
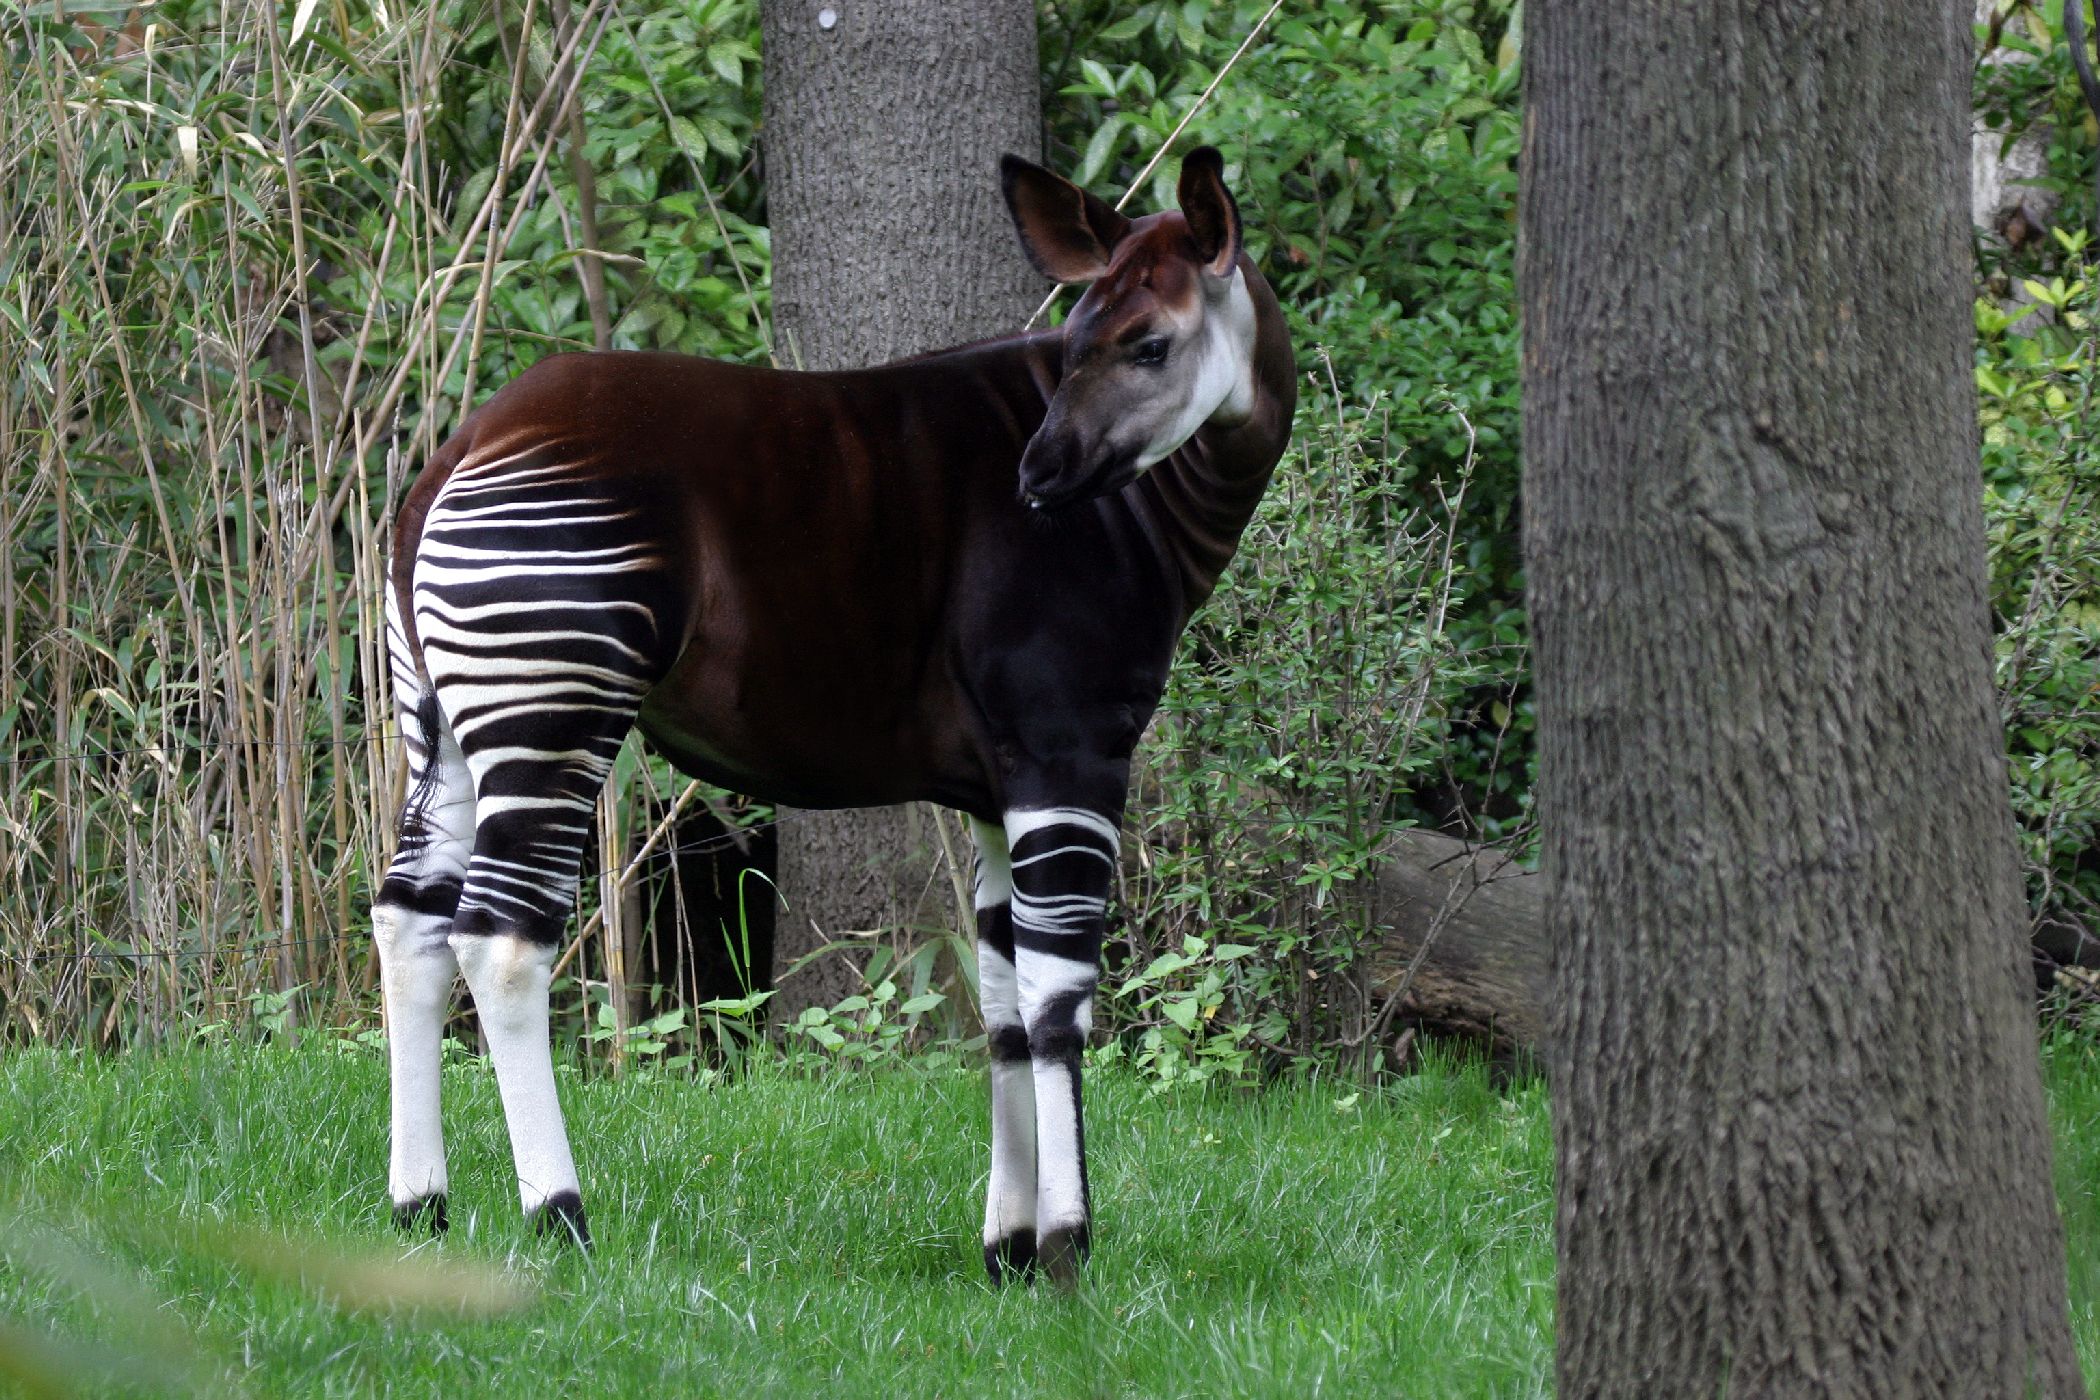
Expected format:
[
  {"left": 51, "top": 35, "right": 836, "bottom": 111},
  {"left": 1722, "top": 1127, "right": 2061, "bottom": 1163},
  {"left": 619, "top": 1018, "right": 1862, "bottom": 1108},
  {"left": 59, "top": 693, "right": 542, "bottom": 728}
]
[
  {"left": 1030, "top": 1052, "right": 1088, "bottom": 1236},
  {"left": 452, "top": 933, "right": 580, "bottom": 1213},
  {"left": 1017, "top": 948, "right": 1095, "bottom": 1240},
  {"left": 980, "top": 945, "right": 1038, "bottom": 1248},
  {"left": 971, "top": 819, "right": 1038, "bottom": 1253},
  {"left": 375, "top": 906, "right": 457, "bottom": 1207}
]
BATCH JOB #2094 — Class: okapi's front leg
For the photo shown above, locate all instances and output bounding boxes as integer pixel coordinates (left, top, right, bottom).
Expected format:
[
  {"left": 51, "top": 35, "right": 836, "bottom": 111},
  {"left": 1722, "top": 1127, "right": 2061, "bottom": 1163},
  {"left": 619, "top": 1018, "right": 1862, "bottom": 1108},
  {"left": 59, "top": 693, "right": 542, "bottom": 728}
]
[
  {"left": 970, "top": 818, "right": 1038, "bottom": 1283},
  {"left": 1005, "top": 804, "right": 1117, "bottom": 1286}
]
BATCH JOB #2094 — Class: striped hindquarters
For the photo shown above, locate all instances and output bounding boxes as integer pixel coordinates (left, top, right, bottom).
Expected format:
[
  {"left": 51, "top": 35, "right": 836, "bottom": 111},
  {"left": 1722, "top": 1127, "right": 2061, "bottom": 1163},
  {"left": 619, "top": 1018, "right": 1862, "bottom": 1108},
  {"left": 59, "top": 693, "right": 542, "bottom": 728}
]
[{"left": 409, "top": 444, "right": 673, "bottom": 939}]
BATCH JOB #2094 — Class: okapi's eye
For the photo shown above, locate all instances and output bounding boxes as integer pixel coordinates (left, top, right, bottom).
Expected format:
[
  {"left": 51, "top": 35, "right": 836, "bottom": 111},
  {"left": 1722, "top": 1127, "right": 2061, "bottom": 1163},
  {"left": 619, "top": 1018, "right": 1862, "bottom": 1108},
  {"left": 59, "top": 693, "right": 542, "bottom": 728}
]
[{"left": 1132, "top": 336, "right": 1170, "bottom": 367}]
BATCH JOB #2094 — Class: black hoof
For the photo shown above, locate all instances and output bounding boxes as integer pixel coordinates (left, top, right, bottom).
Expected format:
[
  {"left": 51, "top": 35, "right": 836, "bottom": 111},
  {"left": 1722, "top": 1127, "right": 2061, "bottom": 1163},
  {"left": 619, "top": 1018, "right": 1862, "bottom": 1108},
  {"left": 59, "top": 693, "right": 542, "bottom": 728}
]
[
  {"left": 984, "top": 1228, "right": 1038, "bottom": 1287},
  {"left": 531, "top": 1190, "right": 592, "bottom": 1249},
  {"left": 392, "top": 1193, "right": 449, "bottom": 1236},
  {"left": 1037, "top": 1224, "right": 1090, "bottom": 1289}
]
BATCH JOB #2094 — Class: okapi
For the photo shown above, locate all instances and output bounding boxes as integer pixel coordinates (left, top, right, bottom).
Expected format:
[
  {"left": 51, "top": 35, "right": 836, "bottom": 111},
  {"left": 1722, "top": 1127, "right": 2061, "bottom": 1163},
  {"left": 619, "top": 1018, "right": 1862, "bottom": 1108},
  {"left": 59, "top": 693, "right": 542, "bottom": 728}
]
[{"left": 372, "top": 146, "right": 1296, "bottom": 1284}]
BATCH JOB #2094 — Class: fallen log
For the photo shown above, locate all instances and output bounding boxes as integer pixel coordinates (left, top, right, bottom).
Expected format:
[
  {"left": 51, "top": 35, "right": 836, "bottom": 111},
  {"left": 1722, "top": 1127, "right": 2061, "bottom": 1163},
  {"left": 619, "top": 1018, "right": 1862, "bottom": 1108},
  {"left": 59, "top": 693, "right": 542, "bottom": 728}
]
[
  {"left": 1362, "top": 829, "right": 2098, "bottom": 1057},
  {"left": 1364, "top": 829, "right": 1549, "bottom": 1055}
]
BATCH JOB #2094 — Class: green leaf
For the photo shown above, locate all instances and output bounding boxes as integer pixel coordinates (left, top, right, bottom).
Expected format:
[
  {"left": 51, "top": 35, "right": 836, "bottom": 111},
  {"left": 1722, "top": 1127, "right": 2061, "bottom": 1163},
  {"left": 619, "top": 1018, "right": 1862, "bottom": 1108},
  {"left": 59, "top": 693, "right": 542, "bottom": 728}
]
[
  {"left": 668, "top": 116, "right": 709, "bottom": 164},
  {"left": 707, "top": 41, "right": 743, "bottom": 85},
  {"left": 1076, "top": 116, "right": 1124, "bottom": 189}
]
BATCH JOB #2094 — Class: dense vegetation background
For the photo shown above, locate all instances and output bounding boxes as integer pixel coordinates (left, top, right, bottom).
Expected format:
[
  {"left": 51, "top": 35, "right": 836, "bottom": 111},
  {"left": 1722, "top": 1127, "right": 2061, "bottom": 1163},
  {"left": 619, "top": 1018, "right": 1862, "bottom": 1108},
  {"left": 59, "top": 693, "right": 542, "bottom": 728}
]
[{"left": 1, "top": 0, "right": 2094, "bottom": 1079}]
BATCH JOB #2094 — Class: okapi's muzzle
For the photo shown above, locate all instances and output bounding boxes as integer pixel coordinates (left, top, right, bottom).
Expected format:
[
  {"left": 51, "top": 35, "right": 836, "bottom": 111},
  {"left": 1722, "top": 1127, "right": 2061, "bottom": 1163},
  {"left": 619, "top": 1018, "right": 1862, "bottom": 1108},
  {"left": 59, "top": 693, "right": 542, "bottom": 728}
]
[{"left": 1017, "top": 404, "right": 1136, "bottom": 511}]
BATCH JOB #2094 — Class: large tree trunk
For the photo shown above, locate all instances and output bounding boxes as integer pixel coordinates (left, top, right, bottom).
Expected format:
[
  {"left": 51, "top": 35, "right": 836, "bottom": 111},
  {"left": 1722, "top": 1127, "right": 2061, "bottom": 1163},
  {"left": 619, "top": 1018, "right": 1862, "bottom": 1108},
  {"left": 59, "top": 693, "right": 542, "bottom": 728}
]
[
  {"left": 1522, "top": 2, "right": 2086, "bottom": 1394},
  {"left": 758, "top": 0, "right": 1040, "bottom": 1019}
]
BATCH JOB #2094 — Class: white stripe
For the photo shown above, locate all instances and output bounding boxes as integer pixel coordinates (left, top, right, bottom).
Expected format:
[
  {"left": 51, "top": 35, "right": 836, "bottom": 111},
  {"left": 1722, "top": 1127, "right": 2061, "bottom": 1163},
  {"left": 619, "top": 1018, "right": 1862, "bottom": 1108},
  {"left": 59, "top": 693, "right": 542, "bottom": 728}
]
[
  {"left": 472, "top": 793, "right": 597, "bottom": 817},
  {"left": 1011, "top": 842, "right": 1115, "bottom": 869},
  {"left": 1011, "top": 895, "right": 1108, "bottom": 933},
  {"left": 1016, "top": 944, "right": 1096, "bottom": 1023},
  {"left": 467, "top": 744, "right": 619, "bottom": 774},
  {"left": 429, "top": 675, "right": 646, "bottom": 714},
  {"left": 419, "top": 595, "right": 655, "bottom": 626},
  {"left": 418, "top": 628, "right": 650, "bottom": 665},
  {"left": 447, "top": 447, "right": 566, "bottom": 480},
  {"left": 1004, "top": 806, "right": 1118, "bottom": 847},
  {"left": 413, "top": 556, "right": 654, "bottom": 585},
  {"left": 423, "top": 495, "right": 618, "bottom": 523},
  {"left": 416, "top": 538, "right": 657, "bottom": 566}
]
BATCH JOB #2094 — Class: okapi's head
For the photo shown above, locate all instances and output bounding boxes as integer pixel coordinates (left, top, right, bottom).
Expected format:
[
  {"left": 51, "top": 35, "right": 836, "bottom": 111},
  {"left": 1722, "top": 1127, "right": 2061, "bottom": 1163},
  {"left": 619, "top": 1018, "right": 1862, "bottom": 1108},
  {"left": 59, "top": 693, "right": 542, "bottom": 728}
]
[{"left": 1000, "top": 145, "right": 1259, "bottom": 510}]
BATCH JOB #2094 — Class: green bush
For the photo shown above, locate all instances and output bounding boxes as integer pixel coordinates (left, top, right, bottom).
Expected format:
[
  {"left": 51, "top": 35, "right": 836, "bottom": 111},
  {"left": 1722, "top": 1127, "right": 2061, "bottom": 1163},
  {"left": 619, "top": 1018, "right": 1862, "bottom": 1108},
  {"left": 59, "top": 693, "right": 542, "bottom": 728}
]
[
  {"left": 1980, "top": 236, "right": 2100, "bottom": 945},
  {"left": 1107, "top": 384, "right": 1487, "bottom": 1081}
]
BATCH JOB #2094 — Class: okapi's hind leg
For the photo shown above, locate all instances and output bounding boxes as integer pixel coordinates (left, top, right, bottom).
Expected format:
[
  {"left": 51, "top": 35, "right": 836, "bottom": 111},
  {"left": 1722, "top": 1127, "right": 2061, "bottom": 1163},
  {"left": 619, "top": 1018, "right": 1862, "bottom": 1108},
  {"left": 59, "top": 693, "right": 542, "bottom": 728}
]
[
  {"left": 437, "top": 668, "right": 655, "bottom": 1250},
  {"left": 373, "top": 596, "right": 474, "bottom": 1233},
  {"left": 443, "top": 696, "right": 648, "bottom": 1248},
  {"left": 415, "top": 481, "right": 672, "bottom": 1247},
  {"left": 1005, "top": 804, "right": 1118, "bottom": 1287},
  {"left": 971, "top": 818, "right": 1038, "bottom": 1284}
]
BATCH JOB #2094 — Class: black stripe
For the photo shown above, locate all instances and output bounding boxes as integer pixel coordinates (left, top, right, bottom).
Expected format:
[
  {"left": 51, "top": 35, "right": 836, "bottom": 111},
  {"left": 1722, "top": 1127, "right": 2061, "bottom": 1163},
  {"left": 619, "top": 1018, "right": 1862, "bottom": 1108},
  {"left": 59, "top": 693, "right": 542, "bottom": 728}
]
[
  {"left": 1012, "top": 922, "right": 1104, "bottom": 959},
  {"left": 376, "top": 873, "right": 462, "bottom": 918}
]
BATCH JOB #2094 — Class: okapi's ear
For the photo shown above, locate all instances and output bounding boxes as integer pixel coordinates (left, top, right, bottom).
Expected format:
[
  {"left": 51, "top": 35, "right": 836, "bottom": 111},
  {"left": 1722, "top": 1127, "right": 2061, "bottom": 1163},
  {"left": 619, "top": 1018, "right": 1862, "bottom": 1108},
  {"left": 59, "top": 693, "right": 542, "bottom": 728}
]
[
  {"left": 1000, "top": 154, "right": 1131, "bottom": 284},
  {"left": 1176, "top": 146, "right": 1241, "bottom": 279}
]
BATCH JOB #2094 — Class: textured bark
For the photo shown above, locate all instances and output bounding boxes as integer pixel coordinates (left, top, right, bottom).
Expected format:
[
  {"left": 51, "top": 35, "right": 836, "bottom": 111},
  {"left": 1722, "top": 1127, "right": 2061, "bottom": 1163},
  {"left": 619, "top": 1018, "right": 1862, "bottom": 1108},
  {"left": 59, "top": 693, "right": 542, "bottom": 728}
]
[
  {"left": 761, "top": 0, "right": 1040, "bottom": 369},
  {"left": 1522, "top": 3, "right": 2087, "bottom": 1395},
  {"left": 759, "top": 0, "right": 1039, "bottom": 1018}
]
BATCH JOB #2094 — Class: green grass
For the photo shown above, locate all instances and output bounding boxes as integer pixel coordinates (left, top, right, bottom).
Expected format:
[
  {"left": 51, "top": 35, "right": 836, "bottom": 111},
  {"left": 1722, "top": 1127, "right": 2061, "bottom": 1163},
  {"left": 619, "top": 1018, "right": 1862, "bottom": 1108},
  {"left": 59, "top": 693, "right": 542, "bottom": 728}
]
[
  {"left": 2045, "top": 1033, "right": 2100, "bottom": 1384},
  {"left": 0, "top": 1046, "right": 1554, "bottom": 1397},
  {"left": 9, "top": 1039, "right": 2100, "bottom": 1397}
]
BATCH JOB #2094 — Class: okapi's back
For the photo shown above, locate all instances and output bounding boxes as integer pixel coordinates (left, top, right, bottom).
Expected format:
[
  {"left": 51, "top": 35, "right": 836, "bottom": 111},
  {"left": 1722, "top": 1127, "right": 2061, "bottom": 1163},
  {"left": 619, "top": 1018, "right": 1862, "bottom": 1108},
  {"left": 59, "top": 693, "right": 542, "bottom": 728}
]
[{"left": 392, "top": 343, "right": 1060, "bottom": 658}]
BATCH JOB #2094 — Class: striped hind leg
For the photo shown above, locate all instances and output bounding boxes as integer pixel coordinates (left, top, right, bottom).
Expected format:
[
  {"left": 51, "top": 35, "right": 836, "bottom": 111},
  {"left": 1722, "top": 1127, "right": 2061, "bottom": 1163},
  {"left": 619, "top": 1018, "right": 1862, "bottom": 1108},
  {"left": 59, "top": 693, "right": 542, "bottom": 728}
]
[
  {"left": 971, "top": 817, "right": 1038, "bottom": 1283},
  {"left": 1005, "top": 803, "right": 1119, "bottom": 1286},
  {"left": 414, "top": 463, "right": 670, "bottom": 1244},
  {"left": 445, "top": 725, "right": 639, "bottom": 1247},
  {"left": 373, "top": 593, "right": 474, "bottom": 1231}
]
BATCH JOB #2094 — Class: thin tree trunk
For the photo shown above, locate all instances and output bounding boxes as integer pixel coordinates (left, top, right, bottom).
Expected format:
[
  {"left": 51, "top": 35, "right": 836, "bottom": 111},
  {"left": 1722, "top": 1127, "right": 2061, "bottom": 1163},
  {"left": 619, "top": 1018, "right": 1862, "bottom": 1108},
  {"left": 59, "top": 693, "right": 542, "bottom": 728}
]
[
  {"left": 1522, "top": 2, "right": 2087, "bottom": 1394},
  {"left": 1971, "top": 0, "right": 2058, "bottom": 253},
  {"left": 759, "top": 0, "right": 1039, "bottom": 1019}
]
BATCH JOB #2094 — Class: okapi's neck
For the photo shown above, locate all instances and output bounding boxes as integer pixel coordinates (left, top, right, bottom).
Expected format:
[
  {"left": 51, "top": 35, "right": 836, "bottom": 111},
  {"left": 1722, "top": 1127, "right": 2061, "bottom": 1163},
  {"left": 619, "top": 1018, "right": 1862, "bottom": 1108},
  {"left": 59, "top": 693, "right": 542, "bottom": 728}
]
[{"left": 1132, "top": 261, "right": 1297, "bottom": 621}]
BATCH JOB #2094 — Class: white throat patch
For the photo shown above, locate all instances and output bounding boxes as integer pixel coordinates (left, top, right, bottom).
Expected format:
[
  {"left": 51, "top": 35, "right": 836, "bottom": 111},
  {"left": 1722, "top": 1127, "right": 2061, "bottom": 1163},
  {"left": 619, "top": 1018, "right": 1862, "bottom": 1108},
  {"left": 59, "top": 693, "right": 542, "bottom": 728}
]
[{"left": 1134, "top": 269, "right": 1260, "bottom": 469}]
